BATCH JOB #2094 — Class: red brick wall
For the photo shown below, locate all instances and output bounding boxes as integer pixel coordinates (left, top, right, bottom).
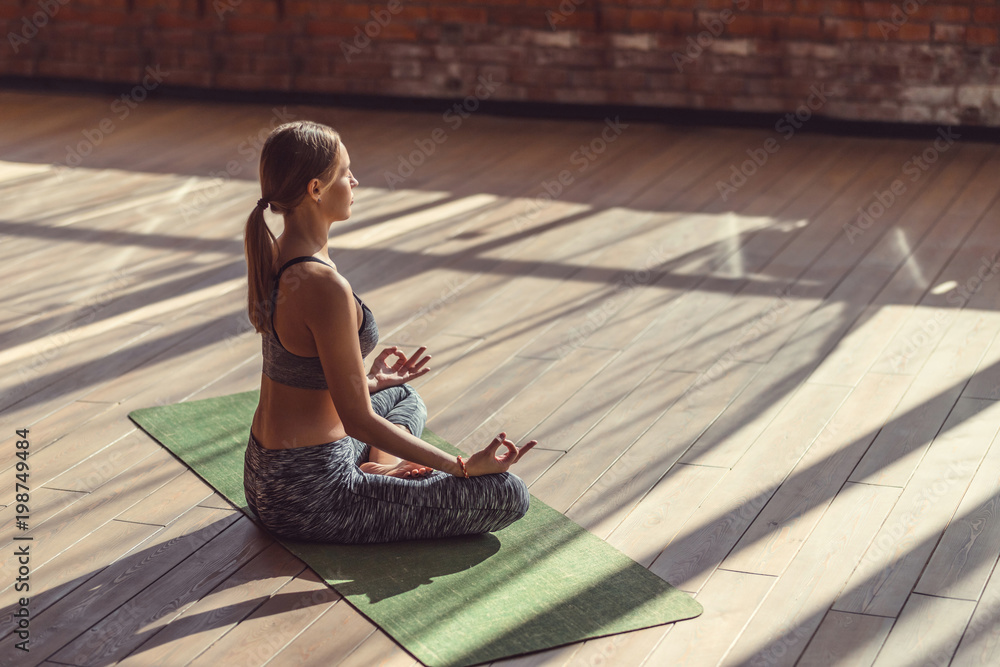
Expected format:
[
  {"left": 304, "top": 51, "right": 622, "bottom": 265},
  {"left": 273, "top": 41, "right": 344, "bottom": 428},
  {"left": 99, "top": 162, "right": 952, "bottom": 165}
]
[{"left": 3, "top": 0, "right": 999, "bottom": 126}]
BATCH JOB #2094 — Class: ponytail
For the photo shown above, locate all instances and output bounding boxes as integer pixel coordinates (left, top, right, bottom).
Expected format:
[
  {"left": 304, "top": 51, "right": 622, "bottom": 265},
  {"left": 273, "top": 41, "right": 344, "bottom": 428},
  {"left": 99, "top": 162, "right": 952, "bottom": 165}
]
[
  {"left": 244, "top": 120, "right": 341, "bottom": 333},
  {"left": 244, "top": 205, "right": 277, "bottom": 334}
]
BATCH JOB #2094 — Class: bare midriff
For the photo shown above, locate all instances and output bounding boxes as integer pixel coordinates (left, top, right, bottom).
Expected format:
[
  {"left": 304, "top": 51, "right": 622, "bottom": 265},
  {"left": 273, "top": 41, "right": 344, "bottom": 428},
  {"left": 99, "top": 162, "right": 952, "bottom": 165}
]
[{"left": 251, "top": 377, "right": 349, "bottom": 450}]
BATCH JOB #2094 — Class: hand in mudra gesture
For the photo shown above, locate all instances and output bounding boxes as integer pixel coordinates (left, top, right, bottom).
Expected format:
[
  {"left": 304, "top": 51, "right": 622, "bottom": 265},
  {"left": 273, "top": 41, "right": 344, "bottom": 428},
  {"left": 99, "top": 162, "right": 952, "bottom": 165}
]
[
  {"left": 367, "top": 345, "right": 431, "bottom": 392},
  {"left": 465, "top": 432, "right": 537, "bottom": 476}
]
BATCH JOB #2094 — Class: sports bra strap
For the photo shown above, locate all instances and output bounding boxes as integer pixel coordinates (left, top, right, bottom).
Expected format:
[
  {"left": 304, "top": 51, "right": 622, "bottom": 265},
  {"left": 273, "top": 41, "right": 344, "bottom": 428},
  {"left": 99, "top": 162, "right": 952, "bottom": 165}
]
[
  {"left": 275, "top": 256, "right": 332, "bottom": 282},
  {"left": 269, "top": 256, "right": 332, "bottom": 342}
]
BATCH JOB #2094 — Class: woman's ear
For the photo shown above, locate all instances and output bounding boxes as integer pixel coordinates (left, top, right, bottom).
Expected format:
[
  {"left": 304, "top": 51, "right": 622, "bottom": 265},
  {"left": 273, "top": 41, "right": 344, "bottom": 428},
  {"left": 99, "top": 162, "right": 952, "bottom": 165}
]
[{"left": 306, "top": 177, "right": 321, "bottom": 200}]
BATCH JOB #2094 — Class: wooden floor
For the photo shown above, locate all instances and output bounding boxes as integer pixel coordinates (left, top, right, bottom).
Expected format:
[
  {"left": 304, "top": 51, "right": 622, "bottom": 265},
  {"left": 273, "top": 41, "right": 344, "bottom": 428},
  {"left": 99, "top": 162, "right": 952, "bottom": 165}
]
[{"left": 1, "top": 88, "right": 1000, "bottom": 666}]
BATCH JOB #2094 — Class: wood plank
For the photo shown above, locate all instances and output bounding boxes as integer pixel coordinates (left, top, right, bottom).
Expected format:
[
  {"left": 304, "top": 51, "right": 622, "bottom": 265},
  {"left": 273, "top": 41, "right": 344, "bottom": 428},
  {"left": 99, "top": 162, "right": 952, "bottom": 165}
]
[
  {"left": 556, "top": 628, "right": 665, "bottom": 667},
  {"left": 0, "top": 487, "right": 85, "bottom": 554},
  {"left": 650, "top": 382, "right": 851, "bottom": 592},
  {"left": 566, "top": 361, "right": 759, "bottom": 540},
  {"left": 951, "top": 558, "right": 1000, "bottom": 666},
  {"left": 872, "top": 593, "right": 976, "bottom": 667},
  {"left": 453, "top": 346, "right": 615, "bottom": 450},
  {"left": 115, "top": 469, "right": 217, "bottom": 526},
  {"left": 868, "top": 191, "right": 1000, "bottom": 377},
  {"left": 836, "top": 398, "right": 1000, "bottom": 617},
  {"left": 643, "top": 569, "right": 776, "bottom": 666},
  {"left": 0, "top": 506, "right": 239, "bottom": 664},
  {"left": 915, "top": 422, "right": 1000, "bottom": 600},
  {"left": 808, "top": 150, "right": 1000, "bottom": 386},
  {"left": 672, "top": 342, "right": 802, "bottom": 467},
  {"left": 722, "top": 372, "right": 911, "bottom": 576},
  {"left": 518, "top": 345, "right": 654, "bottom": 457},
  {"left": 964, "top": 329, "right": 1000, "bottom": 400},
  {"left": 643, "top": 140, "right": 878, "bottom": 377},
  {"left": 270, "top": 594, "right": 385, "bottom": 667},
  {"left": 567, "top": 364, "right": 759, "bottom": 537},
  {"left": 51, "top": 516, "right": 272, "bottom": 665},
  {"left": 426, "top": 355, "right": 556, "bottom": 446},
  {"left": 115, "top": 542, "right": 306, "bottom": 666},
  {"left": 1, "top": 410, "right": 136, "bottom": 498},
  {"left": 851, "top": 309, "right": 1000, "bottom": 487},
  {"left": 0, "top": 444, "right": 180, "bottom": 583},
  {"left": 488, "top": 645, "right": 577, "bottom": 666},
  {"left": 380, "top": 129, "right": 753, "bottom": 353},
  {"left": 81, "top": 306, "right": 266, "bottom": 406},
  {"left": 605, "top": 463, "right": 728, "bottom": 569},
  {"left": 43, "top": 427, "right": 180, "bottom": 493},
  {"left": 183, "top": 353, "right": 261, "bottom": 401},
  {"left": 723, "top": 482, "right": 901, "bottom": 666},
  {"left": 0, "top": 271, "right": 248, "bottom": 426},
  {"left": 529, "top": 369, "right": 697, "bottom": 513},
  {"left": 337, "top": 630, "right": 419, "bottom": 667},
  {"left": 847, "top": 381, "right": 963, "bottom": 489},
  {"left": 797, "top": 611, "right": 894, "bottom": 667},
  {"left": 183, "top": 569, "right": 340, "bottom": 667},
  {"left": 681, "top": 141, "right": 976, "bottom": 416},
  {"left": 0, "top": 518, "right": 161, "bottom": 625}
]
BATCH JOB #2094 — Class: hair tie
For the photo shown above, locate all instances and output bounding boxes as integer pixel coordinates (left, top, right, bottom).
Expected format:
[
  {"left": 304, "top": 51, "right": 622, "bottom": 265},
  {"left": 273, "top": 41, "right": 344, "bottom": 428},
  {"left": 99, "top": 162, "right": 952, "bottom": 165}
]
[{"left": 256, "top": 198, "right": 269, "bottom": 209}]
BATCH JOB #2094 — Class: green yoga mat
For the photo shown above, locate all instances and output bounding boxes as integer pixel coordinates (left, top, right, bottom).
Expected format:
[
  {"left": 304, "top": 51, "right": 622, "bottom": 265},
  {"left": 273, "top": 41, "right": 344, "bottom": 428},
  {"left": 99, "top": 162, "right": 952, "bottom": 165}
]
[{"left": 129, "top": 391, "right": 702, "bottom": 666}]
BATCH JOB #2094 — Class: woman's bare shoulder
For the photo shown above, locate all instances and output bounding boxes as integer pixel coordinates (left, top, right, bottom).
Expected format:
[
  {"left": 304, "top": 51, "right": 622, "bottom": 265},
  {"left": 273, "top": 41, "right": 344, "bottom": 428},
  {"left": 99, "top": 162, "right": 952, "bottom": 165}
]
[{"left": 282, "top": 259, "right": 353, "bottom": 310}]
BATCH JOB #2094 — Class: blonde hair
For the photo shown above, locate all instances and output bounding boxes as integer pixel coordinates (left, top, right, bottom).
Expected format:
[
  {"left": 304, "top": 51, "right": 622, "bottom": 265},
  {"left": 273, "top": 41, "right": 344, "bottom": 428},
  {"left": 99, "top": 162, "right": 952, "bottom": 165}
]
[{"left": 243, "top": 121, "right": 342, "bottom": 333}]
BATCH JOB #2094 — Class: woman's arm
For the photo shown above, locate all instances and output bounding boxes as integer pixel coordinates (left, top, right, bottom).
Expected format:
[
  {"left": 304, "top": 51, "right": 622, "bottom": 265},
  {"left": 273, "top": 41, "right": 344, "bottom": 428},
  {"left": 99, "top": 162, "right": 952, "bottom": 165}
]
[
  {"left": 306, "top": 268, "right": 537, "bottom": 476},
  {"left": 305, "top": 269, "right": 468, "bottom": 475}
]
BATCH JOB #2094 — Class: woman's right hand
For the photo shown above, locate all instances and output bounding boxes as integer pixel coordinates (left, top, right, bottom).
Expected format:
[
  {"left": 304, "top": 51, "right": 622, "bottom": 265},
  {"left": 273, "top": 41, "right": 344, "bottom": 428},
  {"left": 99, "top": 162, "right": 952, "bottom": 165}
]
[{"left": 463, "top": 432, "right": 537, "bottom": 477}]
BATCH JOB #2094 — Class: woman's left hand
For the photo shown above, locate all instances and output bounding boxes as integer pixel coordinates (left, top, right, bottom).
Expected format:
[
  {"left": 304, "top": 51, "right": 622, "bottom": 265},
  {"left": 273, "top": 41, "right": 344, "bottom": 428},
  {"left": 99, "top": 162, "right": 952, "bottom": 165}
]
[{"left": 367, "top": 346, "right": 432, "bottom": 392}]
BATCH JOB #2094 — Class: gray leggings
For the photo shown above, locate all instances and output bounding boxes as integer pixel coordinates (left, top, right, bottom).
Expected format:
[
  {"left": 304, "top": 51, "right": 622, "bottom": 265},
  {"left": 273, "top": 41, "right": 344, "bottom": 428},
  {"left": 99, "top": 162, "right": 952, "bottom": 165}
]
[{"left": 243, "top": 384, "right": 530, "bottom": 544}]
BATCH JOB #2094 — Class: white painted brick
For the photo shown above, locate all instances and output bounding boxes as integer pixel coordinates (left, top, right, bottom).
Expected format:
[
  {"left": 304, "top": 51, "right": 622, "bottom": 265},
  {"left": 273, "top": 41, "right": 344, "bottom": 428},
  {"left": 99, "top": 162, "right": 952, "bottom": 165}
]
[
  {"left": 957, "top": 84, "right": 992, "bottom": 108},
  {"left": 709, "top": 38, "right": 751, "bottom": 56},
  {"left": 900, "top": 104, "right": 933, "bottom": 123},
  {"left": 532, "top": 30, "right": 578, "bottom": 49},
  {"left": 610, "top": 33, "right": 656, "bottom": 51},
  {"left": 901, "top": 86, "right": 955, "bottom": 106},
  {"left": 934, "top": 107, "right": 962, "bottom": 125}
]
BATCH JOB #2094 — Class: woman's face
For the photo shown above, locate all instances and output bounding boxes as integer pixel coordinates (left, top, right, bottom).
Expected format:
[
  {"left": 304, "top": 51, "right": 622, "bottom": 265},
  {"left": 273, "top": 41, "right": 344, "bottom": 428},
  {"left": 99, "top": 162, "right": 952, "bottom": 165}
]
[{"left": 320, "top": 143, "right": 358, "bottom": 221}]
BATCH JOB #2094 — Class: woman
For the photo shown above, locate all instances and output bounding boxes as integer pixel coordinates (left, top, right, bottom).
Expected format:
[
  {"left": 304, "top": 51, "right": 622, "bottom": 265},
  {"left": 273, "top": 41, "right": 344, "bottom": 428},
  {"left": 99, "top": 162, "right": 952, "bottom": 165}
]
[{"left": 242, "top": 120, "right": 535, "bottom": 544}]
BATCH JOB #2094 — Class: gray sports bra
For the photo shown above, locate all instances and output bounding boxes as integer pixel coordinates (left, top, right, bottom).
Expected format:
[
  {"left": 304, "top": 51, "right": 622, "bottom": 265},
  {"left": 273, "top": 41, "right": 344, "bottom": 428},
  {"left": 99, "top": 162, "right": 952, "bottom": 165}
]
[{"left": 261, "top": 256, "right": 379, "bottom": 390}]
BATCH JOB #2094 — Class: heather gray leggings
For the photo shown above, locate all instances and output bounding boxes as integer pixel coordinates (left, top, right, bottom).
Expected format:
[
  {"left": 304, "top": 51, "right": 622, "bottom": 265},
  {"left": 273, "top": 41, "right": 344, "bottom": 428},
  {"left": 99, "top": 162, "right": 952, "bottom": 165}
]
[{"left": 243, "top": 384, "right": 530, "bottom": 544}]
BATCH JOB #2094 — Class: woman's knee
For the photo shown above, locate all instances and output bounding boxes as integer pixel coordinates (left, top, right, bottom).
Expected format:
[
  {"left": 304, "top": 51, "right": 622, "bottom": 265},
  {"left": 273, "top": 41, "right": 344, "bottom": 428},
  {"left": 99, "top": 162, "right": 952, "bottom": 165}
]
[
  {"left": 508, "top": 474, "right": 530, "bottom": 519},
  {"left": 389, "top": 383, "right": 426, "bottom": 438}
]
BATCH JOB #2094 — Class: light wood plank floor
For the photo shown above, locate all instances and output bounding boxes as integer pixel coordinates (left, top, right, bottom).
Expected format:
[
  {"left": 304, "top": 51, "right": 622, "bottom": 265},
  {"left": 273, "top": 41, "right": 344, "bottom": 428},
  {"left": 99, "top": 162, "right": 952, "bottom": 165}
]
[{"left": 2, "top": 88, "right": 1000, "bottom": 666}]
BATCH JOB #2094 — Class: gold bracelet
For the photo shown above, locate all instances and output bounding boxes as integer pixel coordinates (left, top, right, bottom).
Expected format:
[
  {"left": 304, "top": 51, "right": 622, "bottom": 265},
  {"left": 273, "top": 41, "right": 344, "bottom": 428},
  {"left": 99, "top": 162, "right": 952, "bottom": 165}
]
[{"left": 456, "top": 455, "right": 469, "bottom": 478}]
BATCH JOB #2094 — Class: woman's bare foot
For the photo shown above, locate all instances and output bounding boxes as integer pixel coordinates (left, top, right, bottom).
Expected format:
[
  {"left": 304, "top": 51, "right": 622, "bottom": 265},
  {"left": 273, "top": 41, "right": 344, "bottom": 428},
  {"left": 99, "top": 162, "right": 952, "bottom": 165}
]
[
  {"left": 360, "top": 459, "right": 434, "bottom": 479},
  {"left": 361, "top": 428, "right": 432, "bottom": 478}
]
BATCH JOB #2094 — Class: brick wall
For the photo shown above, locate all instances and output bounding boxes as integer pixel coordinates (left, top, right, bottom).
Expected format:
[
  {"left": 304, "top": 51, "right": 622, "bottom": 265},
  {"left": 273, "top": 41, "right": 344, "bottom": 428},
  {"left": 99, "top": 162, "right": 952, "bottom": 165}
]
[{"left": 3, "top": 0, "right": 999, "bottom": 126}]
